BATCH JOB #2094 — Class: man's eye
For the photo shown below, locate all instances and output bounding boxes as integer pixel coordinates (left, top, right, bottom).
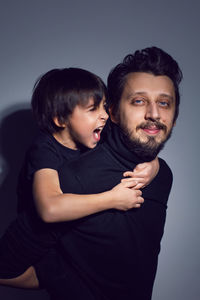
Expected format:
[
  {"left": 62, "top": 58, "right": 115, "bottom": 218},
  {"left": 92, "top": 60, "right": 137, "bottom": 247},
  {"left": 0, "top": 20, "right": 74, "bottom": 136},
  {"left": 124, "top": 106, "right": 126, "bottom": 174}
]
[
  {"left": 159, "top": 101, "right": 169, "bottom": 107},
  {"left": 132, "top": 99, "right": 144, "bottom": 105}
]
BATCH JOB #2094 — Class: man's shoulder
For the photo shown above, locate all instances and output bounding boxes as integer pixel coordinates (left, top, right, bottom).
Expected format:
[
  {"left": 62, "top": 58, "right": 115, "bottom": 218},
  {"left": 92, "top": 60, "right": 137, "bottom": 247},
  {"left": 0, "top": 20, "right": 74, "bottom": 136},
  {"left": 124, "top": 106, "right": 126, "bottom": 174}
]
[
  {"left": 142, "top": 157, "right": 173, "bottom": 205},
  {"left": 158, "top": 157, "right": 173, "bottom": 181},
  {"left": 60, "top": 143, "right": 107, "bottom": 174}
]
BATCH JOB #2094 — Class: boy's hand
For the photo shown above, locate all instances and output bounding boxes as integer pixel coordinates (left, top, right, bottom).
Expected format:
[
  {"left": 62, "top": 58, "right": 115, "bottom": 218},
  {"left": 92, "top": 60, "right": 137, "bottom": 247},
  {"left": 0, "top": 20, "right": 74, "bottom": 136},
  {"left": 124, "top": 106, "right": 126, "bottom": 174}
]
[
  {"left": 111, "top": 180, "right": 144, "bottom": 211},
  {"left": 122, "top": 157, "right": 159, "bottom": 189}
]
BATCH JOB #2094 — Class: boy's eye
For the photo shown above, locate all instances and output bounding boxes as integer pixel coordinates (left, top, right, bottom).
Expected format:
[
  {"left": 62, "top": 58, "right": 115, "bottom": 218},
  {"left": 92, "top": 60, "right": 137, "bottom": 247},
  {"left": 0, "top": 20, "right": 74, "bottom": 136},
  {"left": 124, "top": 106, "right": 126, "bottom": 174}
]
[
  {"left": 88, "top": 106, "right": 96, "bottom": 111},
  {"left": 104, "top": 102, "right": 108, "bottom": 110}
]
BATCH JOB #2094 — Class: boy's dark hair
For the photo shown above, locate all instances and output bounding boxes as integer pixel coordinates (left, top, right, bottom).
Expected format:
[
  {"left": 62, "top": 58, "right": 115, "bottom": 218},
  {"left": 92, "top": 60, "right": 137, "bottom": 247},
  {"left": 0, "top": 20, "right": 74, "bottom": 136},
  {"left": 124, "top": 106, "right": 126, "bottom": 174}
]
[
  {"left": 31, "top": 68, "right": 107, "bottom": 134},
  {"left": 107, "top": 46, "right": 183, "bottom": 122}
]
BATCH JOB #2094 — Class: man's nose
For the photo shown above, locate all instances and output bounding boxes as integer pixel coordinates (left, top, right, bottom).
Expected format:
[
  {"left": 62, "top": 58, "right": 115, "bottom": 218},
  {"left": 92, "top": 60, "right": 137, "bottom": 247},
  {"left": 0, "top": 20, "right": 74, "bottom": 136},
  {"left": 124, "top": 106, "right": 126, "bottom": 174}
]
[{"left": 145, "top": 102, "right": 160, "bottom": 120}]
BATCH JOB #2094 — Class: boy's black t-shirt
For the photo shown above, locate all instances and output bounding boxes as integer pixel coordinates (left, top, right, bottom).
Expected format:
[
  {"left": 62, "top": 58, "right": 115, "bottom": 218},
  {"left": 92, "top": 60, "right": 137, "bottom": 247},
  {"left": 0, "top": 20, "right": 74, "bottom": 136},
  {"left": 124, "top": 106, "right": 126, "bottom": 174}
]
[
  {"left": 17, "top": 130, "right": 81, "bottom": 213},
  {"left": 0, "top": 131, "right": 82, "bottom": 278},
  {"left": 15, "top": 129, "right": 85, "bottom": 248}
]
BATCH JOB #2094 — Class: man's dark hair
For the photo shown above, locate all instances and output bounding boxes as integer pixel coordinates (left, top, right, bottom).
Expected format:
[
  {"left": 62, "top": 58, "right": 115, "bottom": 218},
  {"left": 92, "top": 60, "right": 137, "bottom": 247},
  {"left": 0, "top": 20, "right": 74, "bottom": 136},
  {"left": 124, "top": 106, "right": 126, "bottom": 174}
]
[
  {"left": 31, "top": 68, "right": 107, "bottom": 134},
  {"left": 107, "top": 46, "right": 183, "bottom": 122}
]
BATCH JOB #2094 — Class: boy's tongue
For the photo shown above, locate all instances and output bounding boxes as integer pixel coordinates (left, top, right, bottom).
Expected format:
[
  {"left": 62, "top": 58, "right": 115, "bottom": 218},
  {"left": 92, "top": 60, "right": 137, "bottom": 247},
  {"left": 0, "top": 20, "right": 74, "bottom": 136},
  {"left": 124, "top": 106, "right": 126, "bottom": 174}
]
[{"left": 93, "top": 130, "right": 101, "bottom": 142}]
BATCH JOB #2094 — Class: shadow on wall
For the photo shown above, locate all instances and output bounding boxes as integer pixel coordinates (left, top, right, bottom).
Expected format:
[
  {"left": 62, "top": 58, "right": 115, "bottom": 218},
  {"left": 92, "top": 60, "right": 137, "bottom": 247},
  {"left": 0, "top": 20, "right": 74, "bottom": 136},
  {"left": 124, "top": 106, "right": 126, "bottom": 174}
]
[
  {"left": 0, "top": 105, "right": 38, "bottom": 233},
  {"left": 0, "top": 104, "right": 49, "bottom": 300}
]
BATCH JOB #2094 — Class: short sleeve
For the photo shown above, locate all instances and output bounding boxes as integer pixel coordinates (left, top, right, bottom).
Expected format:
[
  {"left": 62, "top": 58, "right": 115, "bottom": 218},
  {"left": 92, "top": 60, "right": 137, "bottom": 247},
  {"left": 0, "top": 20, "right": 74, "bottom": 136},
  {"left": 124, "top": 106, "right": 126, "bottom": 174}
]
[{"left": 26, "top": 133, "right": 63, "bottom": 179}]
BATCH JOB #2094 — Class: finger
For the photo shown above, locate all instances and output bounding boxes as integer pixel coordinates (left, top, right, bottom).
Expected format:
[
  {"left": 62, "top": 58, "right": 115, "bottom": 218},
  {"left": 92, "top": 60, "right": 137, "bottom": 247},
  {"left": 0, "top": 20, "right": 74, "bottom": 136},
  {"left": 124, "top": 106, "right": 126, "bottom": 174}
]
[
  {"left": 132, "top": 178, "right": 146, "bottom": 183},
  {"left": 121, "top": 177, "right": 138, "bottom": 183},
  {"left": 123, "top": 171, "right": 147, "bottom": 178},
  {"left": 123, "top": 171, "right": 134, "bottom": 178},
  {"left": 121, "top": 180, "right": 137, "bottom": 188},
  {"left": 135, "top": 190, "right": 142, "bottom": 196},
  {"left": 134, "top": 203, "right": 141, "bottom": 208},
  {"left": 124, "top": 171, "right": 147, "bottom": 180},
  {"left": 134, "top": 183, "right": 145, "bottom": 189},
  {"left": 137, "top": 196, "right": 144, "bottom": 203}
]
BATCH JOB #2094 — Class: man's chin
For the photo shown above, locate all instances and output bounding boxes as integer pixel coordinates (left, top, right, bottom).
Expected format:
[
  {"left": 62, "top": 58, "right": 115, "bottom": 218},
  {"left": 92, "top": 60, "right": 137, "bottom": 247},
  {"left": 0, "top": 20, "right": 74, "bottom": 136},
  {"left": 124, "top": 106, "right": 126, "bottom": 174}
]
[
  {"left": 123, "top": 132, "right": 166, "bottom": 161},
  {"left": 134, "top": 140, "right": 164, "bottom": 161}
]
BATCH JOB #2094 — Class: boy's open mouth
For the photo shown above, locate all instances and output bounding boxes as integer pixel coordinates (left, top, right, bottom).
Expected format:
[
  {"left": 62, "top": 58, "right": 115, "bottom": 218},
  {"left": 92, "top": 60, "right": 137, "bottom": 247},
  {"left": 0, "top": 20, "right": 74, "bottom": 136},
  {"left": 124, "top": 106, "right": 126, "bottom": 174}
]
[{"left": 93, "top": 127, "right": 103, "bottom": 142}]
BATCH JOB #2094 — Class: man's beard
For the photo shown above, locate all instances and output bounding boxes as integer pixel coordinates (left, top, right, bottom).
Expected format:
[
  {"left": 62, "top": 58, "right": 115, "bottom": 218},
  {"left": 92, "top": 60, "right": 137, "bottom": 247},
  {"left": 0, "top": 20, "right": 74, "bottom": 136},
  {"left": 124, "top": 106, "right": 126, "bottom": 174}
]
[{"left": 120, "top": 120, "right": 173, "bottom": 161}]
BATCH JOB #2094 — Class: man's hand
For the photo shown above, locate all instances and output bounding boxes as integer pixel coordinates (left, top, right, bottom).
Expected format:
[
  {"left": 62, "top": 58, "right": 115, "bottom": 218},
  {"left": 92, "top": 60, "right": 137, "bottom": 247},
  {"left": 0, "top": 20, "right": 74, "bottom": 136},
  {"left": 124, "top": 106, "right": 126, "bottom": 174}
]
[{"left": 122, "top": 157, "right": 159, "bottom": 189}]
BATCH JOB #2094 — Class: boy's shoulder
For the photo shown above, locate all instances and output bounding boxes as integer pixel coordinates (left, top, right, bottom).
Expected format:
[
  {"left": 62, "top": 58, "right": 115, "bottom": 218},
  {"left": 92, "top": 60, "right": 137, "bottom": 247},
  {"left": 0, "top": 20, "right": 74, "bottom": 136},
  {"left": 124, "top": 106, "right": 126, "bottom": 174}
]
[
  {"left": 24, "top": 131, "right": 79, "bottom": 177},
  {"left": 28, "top": 130, "right": 78, "bottom": 161},
  {"left": 30, "top": 131, "right": 57, "bottom": 151}
]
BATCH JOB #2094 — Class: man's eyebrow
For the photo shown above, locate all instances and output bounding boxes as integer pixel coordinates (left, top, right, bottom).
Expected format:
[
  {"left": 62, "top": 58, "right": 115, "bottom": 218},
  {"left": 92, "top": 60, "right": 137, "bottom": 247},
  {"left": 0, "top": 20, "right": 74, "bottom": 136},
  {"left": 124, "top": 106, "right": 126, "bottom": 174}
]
[
  {"left": 125, "top": 91, "right": 147, "bottom": 99},
  {"left": 159, "top": 93, "right": 175, "bottom": 101},
  {"left": 125, "top": 92, "right": 174, "bottom": 101}
]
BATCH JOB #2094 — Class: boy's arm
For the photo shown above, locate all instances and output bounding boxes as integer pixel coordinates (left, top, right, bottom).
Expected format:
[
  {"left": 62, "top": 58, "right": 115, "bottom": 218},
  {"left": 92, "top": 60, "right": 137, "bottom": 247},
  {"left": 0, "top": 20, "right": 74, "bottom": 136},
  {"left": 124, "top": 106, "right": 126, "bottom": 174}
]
[
  {"left": 122, "top": 157, "right": 159, "bottom": 189},
  {"left": 33, "top": 168, "right": 144, "bottom": 223}
]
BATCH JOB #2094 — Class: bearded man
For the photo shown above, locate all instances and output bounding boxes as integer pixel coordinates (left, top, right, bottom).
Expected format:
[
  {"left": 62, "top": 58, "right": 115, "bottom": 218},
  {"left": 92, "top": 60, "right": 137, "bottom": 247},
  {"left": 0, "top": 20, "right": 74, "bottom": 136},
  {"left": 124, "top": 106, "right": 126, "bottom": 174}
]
[{"left": 35, "top": 46, "right": 183, "bottom": 300}]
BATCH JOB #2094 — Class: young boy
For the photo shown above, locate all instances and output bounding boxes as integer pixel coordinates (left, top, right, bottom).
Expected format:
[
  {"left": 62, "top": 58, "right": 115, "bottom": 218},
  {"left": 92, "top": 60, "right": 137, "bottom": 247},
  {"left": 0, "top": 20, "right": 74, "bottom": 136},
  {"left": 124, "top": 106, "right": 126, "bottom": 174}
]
[{"left": 0, "top": 68, "right": 158, "bottom": 288}]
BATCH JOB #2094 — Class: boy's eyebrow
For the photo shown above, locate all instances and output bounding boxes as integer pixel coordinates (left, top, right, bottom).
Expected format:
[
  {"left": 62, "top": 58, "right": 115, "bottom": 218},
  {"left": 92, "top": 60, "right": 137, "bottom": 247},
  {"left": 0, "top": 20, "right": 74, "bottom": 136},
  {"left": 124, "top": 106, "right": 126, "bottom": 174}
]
[{"left": 84, "top": 102, "right": 95, "bottom": 108}]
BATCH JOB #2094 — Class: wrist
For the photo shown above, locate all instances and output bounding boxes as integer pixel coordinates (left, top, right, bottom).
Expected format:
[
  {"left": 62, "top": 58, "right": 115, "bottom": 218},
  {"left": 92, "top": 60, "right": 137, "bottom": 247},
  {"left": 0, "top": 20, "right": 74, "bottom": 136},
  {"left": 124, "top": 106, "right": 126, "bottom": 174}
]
[{"left": 99, "top": 190, "right": 115, "bottom": 210}]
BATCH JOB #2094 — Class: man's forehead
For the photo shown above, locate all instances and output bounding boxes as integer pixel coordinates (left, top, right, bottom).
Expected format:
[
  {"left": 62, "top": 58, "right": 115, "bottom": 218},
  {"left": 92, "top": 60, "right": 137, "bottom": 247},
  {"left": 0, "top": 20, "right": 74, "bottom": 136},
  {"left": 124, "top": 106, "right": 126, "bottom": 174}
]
[{"left": 122, "top": 72, "right": 175, "bottom": 99}]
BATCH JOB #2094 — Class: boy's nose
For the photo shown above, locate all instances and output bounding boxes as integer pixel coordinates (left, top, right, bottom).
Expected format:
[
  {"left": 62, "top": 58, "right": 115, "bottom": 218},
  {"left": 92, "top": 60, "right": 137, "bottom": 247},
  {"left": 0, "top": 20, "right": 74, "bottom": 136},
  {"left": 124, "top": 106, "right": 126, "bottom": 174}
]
[{"left": 100, "top": 108, "right": 109, "bottom": 121}]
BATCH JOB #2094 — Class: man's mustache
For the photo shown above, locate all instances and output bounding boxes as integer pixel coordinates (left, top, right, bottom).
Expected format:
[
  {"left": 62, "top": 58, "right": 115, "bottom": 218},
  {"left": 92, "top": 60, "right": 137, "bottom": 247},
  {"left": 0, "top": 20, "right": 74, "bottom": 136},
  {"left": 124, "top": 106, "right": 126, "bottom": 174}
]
[{"left": 136, "top": 121, "right": 167, "bottom": 132}]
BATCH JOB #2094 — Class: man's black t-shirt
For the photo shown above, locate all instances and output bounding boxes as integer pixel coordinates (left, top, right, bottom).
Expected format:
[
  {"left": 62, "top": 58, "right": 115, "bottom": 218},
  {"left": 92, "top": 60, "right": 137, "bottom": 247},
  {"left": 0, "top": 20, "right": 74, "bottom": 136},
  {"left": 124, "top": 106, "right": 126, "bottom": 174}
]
[{"left": 41, "top": 122, "right": 173, "bottom": 300}]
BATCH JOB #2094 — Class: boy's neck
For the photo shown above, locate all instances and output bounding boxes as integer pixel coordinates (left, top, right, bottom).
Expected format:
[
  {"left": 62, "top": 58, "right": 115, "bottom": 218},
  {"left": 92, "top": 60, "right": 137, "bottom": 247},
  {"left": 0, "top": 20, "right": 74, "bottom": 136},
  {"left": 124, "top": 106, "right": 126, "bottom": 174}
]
[{"left": 53, "top": 129, "right": 77, "bottom": 150}]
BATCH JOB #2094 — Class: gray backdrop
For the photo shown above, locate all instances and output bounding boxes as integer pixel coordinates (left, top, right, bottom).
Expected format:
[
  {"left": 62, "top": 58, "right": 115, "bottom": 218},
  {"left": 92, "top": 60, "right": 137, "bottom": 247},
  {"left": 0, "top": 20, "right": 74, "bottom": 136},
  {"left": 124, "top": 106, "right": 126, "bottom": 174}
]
[{"left": 0, "top": 0, "right": 199, "bottom": 299}]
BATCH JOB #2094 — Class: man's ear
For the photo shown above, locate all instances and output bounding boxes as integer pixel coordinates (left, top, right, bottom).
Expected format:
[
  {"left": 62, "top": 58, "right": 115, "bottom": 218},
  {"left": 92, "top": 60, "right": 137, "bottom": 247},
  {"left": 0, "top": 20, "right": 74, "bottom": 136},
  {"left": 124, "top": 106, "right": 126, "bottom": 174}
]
[
  {"left": 53, "top": 117, "right": 66, "bottom": 128},
  {"left": 109, "top": 107, "right": 117, "bottom": 124}
]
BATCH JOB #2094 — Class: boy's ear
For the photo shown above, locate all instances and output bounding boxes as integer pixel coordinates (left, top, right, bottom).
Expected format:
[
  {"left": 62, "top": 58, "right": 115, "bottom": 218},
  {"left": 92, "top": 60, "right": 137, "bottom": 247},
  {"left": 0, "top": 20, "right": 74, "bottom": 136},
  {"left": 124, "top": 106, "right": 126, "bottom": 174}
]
[{"left": 53, "top": 117, "right": 66, "bottom": 128}]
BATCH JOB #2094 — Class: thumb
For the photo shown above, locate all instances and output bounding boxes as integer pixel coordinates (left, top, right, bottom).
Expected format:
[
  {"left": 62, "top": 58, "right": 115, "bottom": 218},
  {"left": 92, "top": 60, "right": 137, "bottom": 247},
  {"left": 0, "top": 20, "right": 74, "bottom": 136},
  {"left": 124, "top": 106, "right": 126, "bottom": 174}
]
[{"left": 123, "top": 171, "right": 135, "bottom": 178}]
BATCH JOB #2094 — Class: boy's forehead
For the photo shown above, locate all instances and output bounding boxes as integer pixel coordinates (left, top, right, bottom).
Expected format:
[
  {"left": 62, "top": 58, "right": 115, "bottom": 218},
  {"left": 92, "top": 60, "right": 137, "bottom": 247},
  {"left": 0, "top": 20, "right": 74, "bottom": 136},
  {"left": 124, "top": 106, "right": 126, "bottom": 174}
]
[{"left": 81, "top": 95, "right": 105, "bottom": 107}]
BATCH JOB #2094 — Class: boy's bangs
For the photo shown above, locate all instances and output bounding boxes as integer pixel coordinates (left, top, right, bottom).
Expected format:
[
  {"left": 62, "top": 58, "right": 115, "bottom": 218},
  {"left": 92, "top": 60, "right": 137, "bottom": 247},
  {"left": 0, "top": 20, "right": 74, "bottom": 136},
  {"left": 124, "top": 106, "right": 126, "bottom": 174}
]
[{"left": 78, "top": 88, "right": 105, "bottom": 108}]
